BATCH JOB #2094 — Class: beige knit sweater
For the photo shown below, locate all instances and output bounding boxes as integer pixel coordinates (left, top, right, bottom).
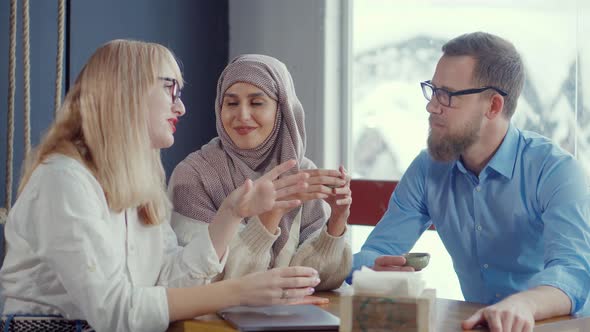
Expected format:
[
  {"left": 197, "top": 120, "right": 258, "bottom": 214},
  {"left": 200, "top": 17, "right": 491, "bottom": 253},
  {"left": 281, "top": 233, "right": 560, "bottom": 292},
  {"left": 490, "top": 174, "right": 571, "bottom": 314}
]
[{"left": 172, "top": 210, "right": 352, "bottom": 291}]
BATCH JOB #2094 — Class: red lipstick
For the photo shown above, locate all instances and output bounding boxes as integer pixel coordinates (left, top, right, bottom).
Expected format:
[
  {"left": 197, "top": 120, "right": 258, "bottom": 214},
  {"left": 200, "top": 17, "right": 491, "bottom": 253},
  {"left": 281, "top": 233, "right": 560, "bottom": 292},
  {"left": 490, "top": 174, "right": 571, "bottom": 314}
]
[{"left": 168, "top": 118, "right": 178, "bottom": 133}]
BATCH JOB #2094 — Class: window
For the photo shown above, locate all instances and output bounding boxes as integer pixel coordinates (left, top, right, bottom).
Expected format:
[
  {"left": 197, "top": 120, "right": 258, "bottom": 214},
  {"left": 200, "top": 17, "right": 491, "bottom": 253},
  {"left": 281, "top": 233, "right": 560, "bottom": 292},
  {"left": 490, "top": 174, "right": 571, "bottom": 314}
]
[
  {"left": 351, "top": 0, "right": 588, "bottom": 179},
  {"left": 348, "top": 0, "right": 588, "bottom": 300}
]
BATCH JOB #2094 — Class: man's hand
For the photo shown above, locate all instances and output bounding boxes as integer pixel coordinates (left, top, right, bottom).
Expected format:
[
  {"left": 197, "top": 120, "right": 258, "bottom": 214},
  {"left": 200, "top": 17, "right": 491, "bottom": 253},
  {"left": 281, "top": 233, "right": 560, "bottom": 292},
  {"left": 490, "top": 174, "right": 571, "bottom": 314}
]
[
  {"left": 462, "top": 294, "right": 534, "bottom": 332},
  {"left": 462, "top": 285, "right": 572, "bottom": 332},
  {"left": 373, "top": 255, "right": 415, "bottom": 272}
]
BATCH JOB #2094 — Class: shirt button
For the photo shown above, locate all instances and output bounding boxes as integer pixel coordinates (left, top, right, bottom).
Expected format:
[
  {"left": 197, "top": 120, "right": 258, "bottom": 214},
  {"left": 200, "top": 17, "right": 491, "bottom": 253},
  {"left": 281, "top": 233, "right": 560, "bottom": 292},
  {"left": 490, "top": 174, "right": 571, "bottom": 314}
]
[
  {"left": 483, "top": 264, "right": 489, "bottom": 269},
  {"left": 476, "top": 225, "right": 482, "bottom": 231},
  {"left": 475, "top": 186, "right": 482, "bottom": 192},
  {"left": 496, "top": 293, "right": 501, "bottom": 298}
]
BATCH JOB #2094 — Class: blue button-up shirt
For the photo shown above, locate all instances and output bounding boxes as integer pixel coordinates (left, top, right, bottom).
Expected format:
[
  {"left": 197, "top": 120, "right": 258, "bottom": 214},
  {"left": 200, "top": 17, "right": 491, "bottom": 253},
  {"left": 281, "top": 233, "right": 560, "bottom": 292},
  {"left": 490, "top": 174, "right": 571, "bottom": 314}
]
[{"left": 352, "top": 124, "right": 590, "bottom": 314}]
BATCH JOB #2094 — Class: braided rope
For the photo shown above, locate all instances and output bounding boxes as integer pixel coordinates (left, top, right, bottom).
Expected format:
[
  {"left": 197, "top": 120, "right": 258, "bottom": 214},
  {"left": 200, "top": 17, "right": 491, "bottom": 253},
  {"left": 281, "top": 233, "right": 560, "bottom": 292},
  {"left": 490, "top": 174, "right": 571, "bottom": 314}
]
[
  {"left": 23, "top": 0, "right": 31, "bottom": 156},
  {"left": 4, "top": 0, "right": 18, "bottom": 220},
  {"left": 54, "top": 0, "right": 65, "bottom": 114}
]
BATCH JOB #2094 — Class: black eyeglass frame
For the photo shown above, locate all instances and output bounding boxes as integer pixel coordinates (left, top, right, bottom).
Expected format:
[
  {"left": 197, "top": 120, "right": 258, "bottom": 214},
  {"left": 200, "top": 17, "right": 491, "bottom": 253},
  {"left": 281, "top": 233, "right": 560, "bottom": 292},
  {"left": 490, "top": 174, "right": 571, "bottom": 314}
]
[
  {"left": 158, "top": 77, "right": 182, "bottom": 104},
  {"left": 420, "top": 80, "right": 507, "bottom": 107}
]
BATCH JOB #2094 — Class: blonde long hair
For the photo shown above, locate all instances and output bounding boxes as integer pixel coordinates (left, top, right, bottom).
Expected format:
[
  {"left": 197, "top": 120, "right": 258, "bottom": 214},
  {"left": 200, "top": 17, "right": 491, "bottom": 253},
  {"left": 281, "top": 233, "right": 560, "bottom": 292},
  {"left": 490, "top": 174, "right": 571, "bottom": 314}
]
[{"left": 19, "top": 39, "right": 183, "bottom": 225}]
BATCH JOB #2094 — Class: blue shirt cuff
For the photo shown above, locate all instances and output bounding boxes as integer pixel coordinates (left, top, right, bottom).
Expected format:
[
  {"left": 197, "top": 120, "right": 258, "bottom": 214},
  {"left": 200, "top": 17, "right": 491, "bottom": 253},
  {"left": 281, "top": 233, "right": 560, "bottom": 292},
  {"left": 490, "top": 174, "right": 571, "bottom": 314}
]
[
  {"left": 527, "top": 265, "right": 590, "bottom": 314},
  {"left": 348, "top": 250, "right": 381, "bottom": 284}
]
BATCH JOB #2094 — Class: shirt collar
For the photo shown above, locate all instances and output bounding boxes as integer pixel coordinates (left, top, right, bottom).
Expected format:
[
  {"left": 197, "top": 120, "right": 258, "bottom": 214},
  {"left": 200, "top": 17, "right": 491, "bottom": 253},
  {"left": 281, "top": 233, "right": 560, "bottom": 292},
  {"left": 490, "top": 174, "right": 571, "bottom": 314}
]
[
  {"left": 454, "top": 123, "right": 518, "bottom": 180},
  {"left": 487, "top": 123, "right": 518, "bottom": 179}
]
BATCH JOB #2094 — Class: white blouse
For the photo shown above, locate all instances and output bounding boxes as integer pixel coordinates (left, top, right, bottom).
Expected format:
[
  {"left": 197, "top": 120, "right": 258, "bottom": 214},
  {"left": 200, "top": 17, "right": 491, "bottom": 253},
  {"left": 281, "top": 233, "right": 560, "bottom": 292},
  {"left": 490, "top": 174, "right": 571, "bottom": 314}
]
[{"left": 0, "top": 155, "right": 226, "bottom": 332}]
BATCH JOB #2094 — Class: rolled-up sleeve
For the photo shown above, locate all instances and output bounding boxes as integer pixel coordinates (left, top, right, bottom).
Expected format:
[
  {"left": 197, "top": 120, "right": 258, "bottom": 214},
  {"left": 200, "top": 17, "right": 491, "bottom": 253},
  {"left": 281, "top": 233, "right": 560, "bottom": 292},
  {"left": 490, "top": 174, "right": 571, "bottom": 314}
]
[
  {"left": 529, "top": 156, "right": 590, "bottom": 314},
  {"left": 350, "top": 152, "right": 432, "bottom": 283}
]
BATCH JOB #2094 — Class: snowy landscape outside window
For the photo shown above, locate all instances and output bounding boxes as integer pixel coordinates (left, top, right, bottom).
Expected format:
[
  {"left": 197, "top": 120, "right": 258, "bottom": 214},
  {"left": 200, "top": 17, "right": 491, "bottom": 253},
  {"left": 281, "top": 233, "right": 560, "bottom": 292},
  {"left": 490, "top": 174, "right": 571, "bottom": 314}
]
[{"left": 351, "top": 0, "right": 589, "bottom": 181}]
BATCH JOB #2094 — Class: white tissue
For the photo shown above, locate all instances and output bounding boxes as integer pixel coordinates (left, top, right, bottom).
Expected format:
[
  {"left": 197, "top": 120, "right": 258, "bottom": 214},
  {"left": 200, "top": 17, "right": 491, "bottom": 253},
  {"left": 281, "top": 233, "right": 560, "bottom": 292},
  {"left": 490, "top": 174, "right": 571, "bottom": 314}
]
[{"left": 352, "top": 266, "right": 426, "bottom": 298}]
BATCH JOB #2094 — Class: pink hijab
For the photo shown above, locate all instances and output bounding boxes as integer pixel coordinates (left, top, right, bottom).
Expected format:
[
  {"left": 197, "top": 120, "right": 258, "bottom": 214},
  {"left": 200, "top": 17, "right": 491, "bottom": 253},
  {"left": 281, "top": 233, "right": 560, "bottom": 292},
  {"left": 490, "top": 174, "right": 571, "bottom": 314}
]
[{"left": 169, "top": 54, "right": 329, "bottom": 259}]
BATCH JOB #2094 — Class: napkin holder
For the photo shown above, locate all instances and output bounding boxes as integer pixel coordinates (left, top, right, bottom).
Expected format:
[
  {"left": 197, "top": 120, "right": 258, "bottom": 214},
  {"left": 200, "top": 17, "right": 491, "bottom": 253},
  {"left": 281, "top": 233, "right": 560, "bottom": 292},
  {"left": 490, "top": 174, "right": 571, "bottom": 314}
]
[{"left": 340, "top": 269, "right": 436, "bottom": 332}]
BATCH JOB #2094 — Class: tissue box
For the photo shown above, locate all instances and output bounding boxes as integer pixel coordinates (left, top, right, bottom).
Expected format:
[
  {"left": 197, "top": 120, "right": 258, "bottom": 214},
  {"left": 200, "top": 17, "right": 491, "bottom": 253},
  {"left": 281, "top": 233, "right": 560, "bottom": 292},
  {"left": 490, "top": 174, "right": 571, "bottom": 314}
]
[
  {"left": 339, "top": 269, "right": 436, "bottom": 332},
  {"left": 340, "top": 289, "right": 436, "bottom": 332}
]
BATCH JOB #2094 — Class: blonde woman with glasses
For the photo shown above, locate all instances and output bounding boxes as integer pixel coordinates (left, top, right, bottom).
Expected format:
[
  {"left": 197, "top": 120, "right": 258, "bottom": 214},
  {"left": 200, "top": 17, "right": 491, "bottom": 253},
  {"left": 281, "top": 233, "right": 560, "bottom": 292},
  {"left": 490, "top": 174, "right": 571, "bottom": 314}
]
[{"left": 0, "top": 40, "right": 319, "bottom": 332}]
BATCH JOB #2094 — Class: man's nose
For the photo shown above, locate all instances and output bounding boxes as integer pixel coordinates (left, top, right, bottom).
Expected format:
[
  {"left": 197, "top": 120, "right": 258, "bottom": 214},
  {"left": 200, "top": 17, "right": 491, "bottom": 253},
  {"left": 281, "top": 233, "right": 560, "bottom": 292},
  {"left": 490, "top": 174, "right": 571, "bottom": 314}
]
[{"left": 426, "top": 98, "right": 442, "bottom": 115}]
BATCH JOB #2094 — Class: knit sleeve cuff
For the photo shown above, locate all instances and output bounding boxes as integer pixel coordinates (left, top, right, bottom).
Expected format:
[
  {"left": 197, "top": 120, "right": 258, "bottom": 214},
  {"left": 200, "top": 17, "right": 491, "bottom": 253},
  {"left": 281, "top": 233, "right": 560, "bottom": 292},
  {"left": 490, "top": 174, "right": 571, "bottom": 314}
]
[
  {"left": 239, "top": 216, "right": 281, "bottom": 255},
  {"left": 312, "top": 224, "right": 349, "bottom": 257}
]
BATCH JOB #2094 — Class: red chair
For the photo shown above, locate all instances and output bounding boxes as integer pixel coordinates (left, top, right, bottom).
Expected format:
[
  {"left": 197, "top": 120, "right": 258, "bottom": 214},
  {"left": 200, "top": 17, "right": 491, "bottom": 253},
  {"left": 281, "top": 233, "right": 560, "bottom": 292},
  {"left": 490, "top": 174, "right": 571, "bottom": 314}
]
[
  {"left": 348, "top": 179, "right": 397, "bottom": 226},
  {"left": 348, "top": 179, "right": 435, "bottom": 230}
]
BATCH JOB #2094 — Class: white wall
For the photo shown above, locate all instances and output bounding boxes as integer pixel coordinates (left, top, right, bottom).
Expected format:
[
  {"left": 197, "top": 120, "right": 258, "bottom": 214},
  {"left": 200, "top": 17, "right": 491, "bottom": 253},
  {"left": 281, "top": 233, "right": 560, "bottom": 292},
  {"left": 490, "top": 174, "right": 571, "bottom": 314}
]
[{"left": 229, "top": 0, "right": 348, "bottom": 168}]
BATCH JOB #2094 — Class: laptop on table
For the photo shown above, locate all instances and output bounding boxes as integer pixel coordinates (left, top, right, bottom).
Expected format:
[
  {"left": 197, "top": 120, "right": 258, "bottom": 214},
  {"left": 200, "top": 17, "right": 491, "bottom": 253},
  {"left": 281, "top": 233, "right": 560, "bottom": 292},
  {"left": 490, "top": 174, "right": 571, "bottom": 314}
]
[{"left": 218, "top": 304, "right": 340, "bottom": 331}]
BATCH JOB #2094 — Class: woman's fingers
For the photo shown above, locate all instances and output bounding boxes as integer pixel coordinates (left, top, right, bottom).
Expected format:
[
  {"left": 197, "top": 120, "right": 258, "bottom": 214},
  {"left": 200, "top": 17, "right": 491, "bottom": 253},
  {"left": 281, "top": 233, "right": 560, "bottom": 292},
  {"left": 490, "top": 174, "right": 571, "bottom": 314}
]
[
  {"left": 273, "top": 172, "right": 309, "bottom": 190},
  {"left": 252, "top": 165, "right": 352, "bottom": 213},
  {"left": 332, "top": 186, "right": 351, "bottom": 195},
  {"left": 275, "top": 181, "right": 308, "bottom": 199},
  {"left": 306, "top": 175, "right": 347, "bottom": 188},
  {"left": 275, "top": 173, "right": 344, "bottom": 192},
  {"left": 274, "top": 266, "right": 320, "bottom": 304},
  {"left": 279, "top": 275, "right": 321, "bottom": 289},
  {"left": 271, "top": 167, "right": 349, "bottom": 196},
  {"left": 336, "top": 196, "right": 352, "bottom": 205},
  {"left": 281, "top": 287, "right": 316, "bottom": 303},
  {"left": 261, "top": 160, "right": 297, "bottom": 181},
  {"left": 276, "top": 183, "right": 335, "bottom": 198},
  {"left": 242, "top": 267, "right": 321, "bottom": 306},
  {"left": 301, "top": 169, "right": 341, "bottom": 178},
  {"left": 301, "top": 169, "right": 348, "bottom": 188},
  {"left": 339, "top": 165, "right": 349, "bottom": 178},
  {"left": 235, "top": 178, "right": 254, "bottom": 195},
  {"left": 278, "top": 266, "right": 318, "bottom": 278},
  {"left": 305, "top": 184, "right": 334, "bottom": 195},
  {"left": 273, "top": 199, "right": 302, "bottom": 210},
  {"left": 287, "top": 295, "right": 330, "bottom": 306}
]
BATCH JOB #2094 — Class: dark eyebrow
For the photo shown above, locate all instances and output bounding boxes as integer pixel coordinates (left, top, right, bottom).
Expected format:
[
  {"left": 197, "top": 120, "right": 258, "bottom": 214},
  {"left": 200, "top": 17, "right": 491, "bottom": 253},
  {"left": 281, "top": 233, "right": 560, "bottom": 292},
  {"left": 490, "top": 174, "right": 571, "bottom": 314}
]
[{"left": 223, "top": 92, "right": 266, "bottom": 98}]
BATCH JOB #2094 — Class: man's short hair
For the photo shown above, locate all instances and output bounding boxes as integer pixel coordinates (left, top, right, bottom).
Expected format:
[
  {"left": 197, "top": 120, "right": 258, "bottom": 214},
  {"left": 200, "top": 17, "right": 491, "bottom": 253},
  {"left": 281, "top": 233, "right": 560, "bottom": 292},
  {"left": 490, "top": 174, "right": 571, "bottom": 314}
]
[{"left": 442, "top": 32, "right": 525, "bottom": 118}]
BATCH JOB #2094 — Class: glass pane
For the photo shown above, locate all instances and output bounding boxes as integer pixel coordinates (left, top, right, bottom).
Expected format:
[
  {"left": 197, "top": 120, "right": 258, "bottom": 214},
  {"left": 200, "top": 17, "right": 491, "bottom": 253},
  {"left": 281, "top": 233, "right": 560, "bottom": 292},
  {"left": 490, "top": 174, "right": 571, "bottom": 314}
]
[
  {"left": 351, "top": 0, "right": 583, "bottom": 180},
  {"left": 578, "top": 2, "right": 590, "bottom": 168},
  {"left": 351, "top": 225, "right": 463, "bottom": 300}
]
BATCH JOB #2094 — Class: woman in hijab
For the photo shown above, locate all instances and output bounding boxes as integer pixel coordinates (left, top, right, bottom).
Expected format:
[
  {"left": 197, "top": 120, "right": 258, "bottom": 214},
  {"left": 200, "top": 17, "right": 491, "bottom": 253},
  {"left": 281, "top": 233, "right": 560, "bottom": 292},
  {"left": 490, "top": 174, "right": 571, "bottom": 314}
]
[{"left": 169, "top": 54, "right": 352, "bottom": 291}]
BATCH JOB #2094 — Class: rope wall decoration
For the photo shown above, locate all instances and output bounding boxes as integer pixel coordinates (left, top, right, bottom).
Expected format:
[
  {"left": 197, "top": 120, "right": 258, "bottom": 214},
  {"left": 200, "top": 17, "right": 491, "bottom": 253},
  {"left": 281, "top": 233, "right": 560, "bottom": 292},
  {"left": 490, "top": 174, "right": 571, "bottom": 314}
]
[
  {"left": 23, "top": 0, "right": 31, "bottom": 157},
  {"left": 55, "top": 0, "right": 65, "bottom": 115},
  {"left": 2, "top": 0, "right": 18, "bottom": 224},
  {"left": 1, "top": 0, "right": 67, "bottom": 224}
]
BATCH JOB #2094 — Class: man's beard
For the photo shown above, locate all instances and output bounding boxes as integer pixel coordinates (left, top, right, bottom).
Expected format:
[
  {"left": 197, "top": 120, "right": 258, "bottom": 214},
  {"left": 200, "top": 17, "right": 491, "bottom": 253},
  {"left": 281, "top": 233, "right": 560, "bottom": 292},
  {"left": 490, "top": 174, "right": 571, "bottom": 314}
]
[{"left": 427, "top": 117, "right": 481, "bottom": 162}]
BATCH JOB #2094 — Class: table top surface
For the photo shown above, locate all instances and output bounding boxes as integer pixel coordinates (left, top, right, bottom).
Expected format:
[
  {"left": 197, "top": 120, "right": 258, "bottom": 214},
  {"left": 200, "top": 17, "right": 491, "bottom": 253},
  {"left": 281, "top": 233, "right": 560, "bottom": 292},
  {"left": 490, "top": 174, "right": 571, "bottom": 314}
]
[{"left": 168, "top": 291, "right": 590, "bottom": 332}]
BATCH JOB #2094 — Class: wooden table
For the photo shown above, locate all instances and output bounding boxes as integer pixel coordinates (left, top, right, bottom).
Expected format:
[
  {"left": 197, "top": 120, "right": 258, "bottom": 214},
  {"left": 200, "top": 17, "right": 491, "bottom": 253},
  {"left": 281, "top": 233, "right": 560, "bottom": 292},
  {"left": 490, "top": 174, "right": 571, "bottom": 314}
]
[{"left": 168, "top": 292, "right": 590, "bottom": 332}]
